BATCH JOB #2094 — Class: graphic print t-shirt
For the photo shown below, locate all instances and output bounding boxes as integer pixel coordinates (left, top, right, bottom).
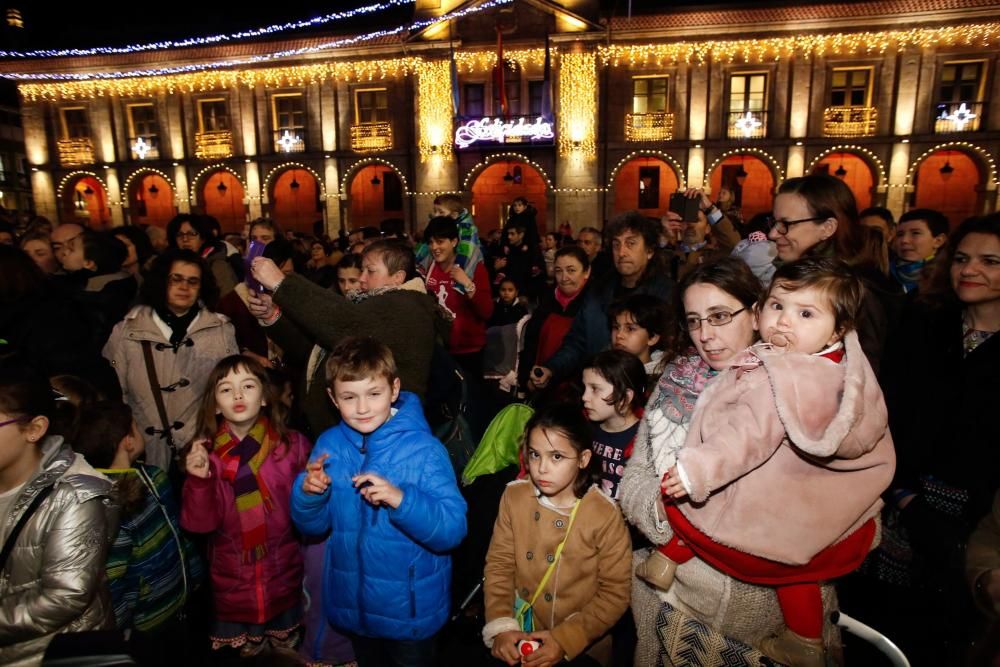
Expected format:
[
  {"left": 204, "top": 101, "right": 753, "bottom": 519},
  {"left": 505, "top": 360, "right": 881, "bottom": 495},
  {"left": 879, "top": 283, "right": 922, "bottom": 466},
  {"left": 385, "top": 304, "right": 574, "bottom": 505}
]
[{"left": 591, "top": 422, "right": 638, "bottom": 501}]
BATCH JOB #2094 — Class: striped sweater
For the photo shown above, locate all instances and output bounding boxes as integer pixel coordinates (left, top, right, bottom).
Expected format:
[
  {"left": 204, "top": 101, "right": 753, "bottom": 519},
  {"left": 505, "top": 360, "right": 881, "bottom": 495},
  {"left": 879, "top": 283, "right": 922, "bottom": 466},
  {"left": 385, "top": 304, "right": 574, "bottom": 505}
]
[{"left": 103, "top": 465, "right": 203, "bottom": 632}]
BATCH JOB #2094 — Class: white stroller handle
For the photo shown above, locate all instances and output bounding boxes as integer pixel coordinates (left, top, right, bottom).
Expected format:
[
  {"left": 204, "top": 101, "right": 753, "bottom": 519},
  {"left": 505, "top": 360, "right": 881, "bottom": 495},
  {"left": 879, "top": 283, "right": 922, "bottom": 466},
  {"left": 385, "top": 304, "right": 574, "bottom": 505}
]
[{"left": 832, "top": 610, "right": 911, "bottom": 667}]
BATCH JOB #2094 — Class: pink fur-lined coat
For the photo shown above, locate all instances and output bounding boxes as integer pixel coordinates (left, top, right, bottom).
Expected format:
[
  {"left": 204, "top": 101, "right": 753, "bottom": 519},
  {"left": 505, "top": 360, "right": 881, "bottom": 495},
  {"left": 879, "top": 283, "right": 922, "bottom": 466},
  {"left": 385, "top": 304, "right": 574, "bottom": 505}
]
[{"left": 676, "top": 330, "right": 896, "bottom": 565}]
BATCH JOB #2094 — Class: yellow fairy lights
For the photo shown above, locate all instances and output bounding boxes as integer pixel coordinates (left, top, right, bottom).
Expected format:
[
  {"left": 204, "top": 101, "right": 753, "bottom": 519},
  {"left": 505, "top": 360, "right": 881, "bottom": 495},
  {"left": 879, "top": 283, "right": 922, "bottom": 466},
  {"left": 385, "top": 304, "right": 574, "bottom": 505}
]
[
  {"left": 705, "top": 148, "right": 785, "bottom": 185},
  {"left": 558, "top": 51, "right": 596, "bottom": 158},
  {"left": 58, "top": 170, "right": 107, "bottom": 199},
  {"left": 340, "top": 157, "right": 410, "bottom": 196},
  {"left": 452, "top": 48, "right": 548, "bottom": 74},
  {"left": 263, "top": 162, "right": 327, "bottom": 199},
  {"left": 461, "top": 152, "right": 554, "bottom": 190},
  {"left": 417, "top": 59, "right": 454, "bottom": 162},
  {"left": 905, "top": 141, "right": 997, "bottom": 187},
  {"left": 122, "top": 167, "right": 176, "bottom": 196},
  {"left": 19, "top": 58, "right": 424, "bottom": 102},
  {"left": 608, "top": 150, "right": 687, "bottom": 189},
  {"left": 599, "top": 22, "right": 1000, "bottom": 66},
  {"left": 807, "top": 145, "right": 887, "bottom": 189},
  {"left": 189, "top": 164, "right": 246, "bottom": 204}
]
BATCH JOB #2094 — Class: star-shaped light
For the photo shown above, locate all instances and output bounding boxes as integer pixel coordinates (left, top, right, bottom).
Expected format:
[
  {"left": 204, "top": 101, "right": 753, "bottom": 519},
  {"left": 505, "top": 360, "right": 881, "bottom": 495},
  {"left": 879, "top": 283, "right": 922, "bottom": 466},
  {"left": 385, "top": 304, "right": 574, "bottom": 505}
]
[
  {"left": 734, "top": 112, "right": 762, "bottom": 138},
  {"left": 132, "top": 136, "right": 150, "bottom": 159},
  {"left": 278, "top": 130, "right": 301, "bottom": 152},
  {"left": 939, "top": 102, "right": 977, "bottom": 130}
]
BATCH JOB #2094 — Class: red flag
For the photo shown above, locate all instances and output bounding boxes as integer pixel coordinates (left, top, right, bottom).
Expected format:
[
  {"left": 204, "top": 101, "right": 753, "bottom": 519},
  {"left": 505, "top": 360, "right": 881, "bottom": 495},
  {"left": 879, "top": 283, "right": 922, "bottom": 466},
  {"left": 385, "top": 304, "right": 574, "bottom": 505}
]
[{"left": 494, "top": 26, "right": 508, "bottom": 119}]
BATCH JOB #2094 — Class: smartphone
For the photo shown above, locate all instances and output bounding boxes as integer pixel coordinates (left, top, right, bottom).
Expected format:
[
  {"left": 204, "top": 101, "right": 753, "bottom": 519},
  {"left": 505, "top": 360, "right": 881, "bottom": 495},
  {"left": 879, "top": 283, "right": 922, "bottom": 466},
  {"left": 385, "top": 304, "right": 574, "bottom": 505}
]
[
  {"left": 245, "top": 240, "right": 267, "bottom": 293},
  {"left": 669, "top": 192, "right": 700, "bottom": 223}
]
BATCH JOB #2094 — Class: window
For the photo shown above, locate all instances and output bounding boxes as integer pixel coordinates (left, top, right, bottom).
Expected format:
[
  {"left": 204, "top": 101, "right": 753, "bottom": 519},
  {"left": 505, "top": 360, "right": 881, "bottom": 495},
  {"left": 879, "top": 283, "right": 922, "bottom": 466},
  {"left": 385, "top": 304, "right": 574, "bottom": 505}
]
[
  {"left": 464, "top": 84, "right": 485, "bottom": 117},
  {"left": 633, "top": 77, "right": 668, "bottom": 114},
  {"left": 493, "top": 65, "right": 520, "bottom": 116},
  {"left": 830, "top": 68, "right": 872, "bottom": 107},
  {"left": 197, "top": 99, "right": 229, "bottom": 132},
  {"left": 528, "top": 81, "right": 545, "bottom": 116},
  {"left": 355, "top": 88, "right": 388, "bottom": 124},
  {"left": 939, "top": 61, "right": 985, "bottom": 102},
  {"left": 729, "top": 73, "right": 767, "bottom": 113},
  {"left": 128, "top": 104, "right": 158, "bottom": 137},
  {"left": 272, "top": 93, "right": 305, "bottom": 131},
  {"left": 60, "top": 108, "right": 89, "bottom": 139}
]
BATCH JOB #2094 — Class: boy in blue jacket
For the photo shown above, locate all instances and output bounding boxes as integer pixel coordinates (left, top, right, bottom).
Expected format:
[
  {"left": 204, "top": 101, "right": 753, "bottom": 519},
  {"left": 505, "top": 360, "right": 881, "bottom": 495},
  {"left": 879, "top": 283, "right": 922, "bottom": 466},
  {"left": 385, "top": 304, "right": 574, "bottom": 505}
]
[{"left": 291, "top": 336, "right": 467, "bottom": 667}]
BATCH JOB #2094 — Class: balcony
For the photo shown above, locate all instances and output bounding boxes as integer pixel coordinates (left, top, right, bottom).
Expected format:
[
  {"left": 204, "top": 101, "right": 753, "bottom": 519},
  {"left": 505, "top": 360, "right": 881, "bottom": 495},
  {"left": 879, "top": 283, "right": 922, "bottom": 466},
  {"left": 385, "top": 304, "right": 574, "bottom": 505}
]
[
  {"left": 727, "top": 110, "right": 767, "bottom": 140},
  {"left": 129, "top": 135, "right": 160, "bottom": 160},
  {"left": 57, "top": 137, "right": 95, "bottom": 166},
  {"left": 194, "top": 130, "right": 233, "bottom": 160},
  {"left": 273, "top": 128, "right": 306, "bottom": 153},
  {"left": 350, "top": 122, "right": 393, "bottom": 153},
  {"left": 625, "top": 112, "right": 674, "bottom": 142},
  {"left": 823, "top": 106, "right": 878, "bottom": 138},
  {"left": 934, "top": 101, "right": 983, "bottom": 133}
]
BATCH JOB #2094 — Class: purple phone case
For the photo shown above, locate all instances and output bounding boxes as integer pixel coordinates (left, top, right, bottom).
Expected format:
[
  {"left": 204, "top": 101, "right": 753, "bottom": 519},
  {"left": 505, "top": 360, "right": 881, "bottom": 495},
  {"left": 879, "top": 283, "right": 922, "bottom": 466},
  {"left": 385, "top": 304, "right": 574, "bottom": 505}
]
[{"left": 245, "top": 240, "right": 266, "bottom": 293}]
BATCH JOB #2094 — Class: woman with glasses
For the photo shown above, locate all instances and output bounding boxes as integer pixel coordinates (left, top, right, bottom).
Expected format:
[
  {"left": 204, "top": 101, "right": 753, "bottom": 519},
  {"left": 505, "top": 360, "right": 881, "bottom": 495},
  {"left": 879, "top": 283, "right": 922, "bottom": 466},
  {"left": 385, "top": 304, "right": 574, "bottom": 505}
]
[
  {"left": 620, "top": 257, "right": 841, "bottom": 665},
  {"left": 166, "top": 215, "right": 239, "bottom": 298},
  {"left": 766, "top": 174, "right": 899, "bottom": 372},
  {"left": 103, "top": 249, "right": 238, "bottom": 472}
]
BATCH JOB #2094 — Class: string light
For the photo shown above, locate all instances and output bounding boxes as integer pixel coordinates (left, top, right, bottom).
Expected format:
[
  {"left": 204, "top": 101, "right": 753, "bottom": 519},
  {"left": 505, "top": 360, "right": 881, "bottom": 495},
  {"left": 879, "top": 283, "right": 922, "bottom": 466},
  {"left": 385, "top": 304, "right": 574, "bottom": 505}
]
[
  {"left": 340, "top": 157, "right": 409, "bottom": 196},
  {"left": 705, "top": 149, "right": 785, "bottom": 186},
  {"left": 807, "top": 145, "right": 887, "bottom": 188},
  {"left": 122, "top": 167, "right": 176, "bottom": 197},
  {"left": 462, "top": 153, "right": 554, "bottom": 190},
  {"left": 453, "top": 48, "right": 548, "bottom": 74},
  {"left": 609, "top": 151, "right": 687, "bottom": 189},
  {"left": 263, "top": 161, "right": 327, "bottom": 199},
  {"left": 4, "top": 0, "right": 514, "bottom": 82},
  {"left": 59, "top": 171, "right": 108, "bottom": 200},
  {"left": 598, "top": 22, "right": 1000, "bottom": 66},
  {"left": 558, "top": 51, "right": 596, "bottom": 158},
  {"left": 417, "top": 60, "right": 454, "bottom": 161},
  {"left": 0, "top": 0, "right": 415, "bottom": 59},
  {"left": 905, "top": 141, "right": 997, "bottom": 188},
  {"left": 189, "top": 164, "right": 246, "bottom": 204}
]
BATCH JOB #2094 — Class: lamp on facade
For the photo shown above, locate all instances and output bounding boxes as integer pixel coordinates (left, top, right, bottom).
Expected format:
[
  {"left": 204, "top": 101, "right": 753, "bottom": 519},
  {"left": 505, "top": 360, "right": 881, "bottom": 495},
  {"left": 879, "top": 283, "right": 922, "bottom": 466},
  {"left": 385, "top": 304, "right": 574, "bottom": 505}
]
[
  {"left": 939, "top": 152, "right": 955, "bottom": 181},
  {"left": 148, "top": 182, "right": 160, "bottom": 197},
  {"left": 834, "top": 161, "right": 848, "bottom": 178},
  {"left": 370, "top": 173, "right": 381, "bottom": 186},
  {"left": 83, "top": 185, "right": 94, "bottom": 196},
  {"left": 290, "top": 173, "right": 300, "bottom": 190},
  {"left": 217, "top": 178, "right": 228, "bottom": 195}
]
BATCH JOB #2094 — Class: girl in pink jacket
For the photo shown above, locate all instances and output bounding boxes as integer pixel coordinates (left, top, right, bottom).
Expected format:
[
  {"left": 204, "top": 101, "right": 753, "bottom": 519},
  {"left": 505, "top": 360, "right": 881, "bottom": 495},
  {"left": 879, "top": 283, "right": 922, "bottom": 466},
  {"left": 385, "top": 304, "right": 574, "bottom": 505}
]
[
  {"left": 636, "top": 258, "right": 895, "bottom": 667},
  {"left": 180, "top": 355, "right": 310, "bottom": 659}
]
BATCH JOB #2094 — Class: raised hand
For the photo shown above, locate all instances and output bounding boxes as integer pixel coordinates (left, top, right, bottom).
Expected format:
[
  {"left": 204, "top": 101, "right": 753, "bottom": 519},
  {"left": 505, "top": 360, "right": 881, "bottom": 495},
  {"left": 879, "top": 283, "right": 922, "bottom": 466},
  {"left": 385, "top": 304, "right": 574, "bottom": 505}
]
[
  {"left": 250, "top": 257, "right": 286, "bottom": 291},
  {"left": 185, "top": 439, "right": 211, "bottom": 479},
  {"left": 352, "top": 472, "right": 403, "bottom": 509},
  {"left": 303, "top": 454, "right": 331, "bottom": 495}
]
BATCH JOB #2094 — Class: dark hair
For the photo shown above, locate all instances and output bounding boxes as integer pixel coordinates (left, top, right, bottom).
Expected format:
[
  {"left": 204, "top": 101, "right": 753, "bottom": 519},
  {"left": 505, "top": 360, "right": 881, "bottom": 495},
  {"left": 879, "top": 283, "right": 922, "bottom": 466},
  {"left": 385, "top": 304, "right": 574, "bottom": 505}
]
[
  {"left": 859, "top": 206, "right": 895, "bottom": 230},
  {"left": 73, "top": 401, "right": 146, "bottom": 516},
  {"left": 336, "top": 253, "right": 363, "bottom": 272},
  {"left": 777, "top": 175, "right": 878, "bottom": 270},
  {"left": 512, "top": 197, "right": 530, "bottom": 208},
  {"left": 605, "top": 211, "right": 660, "bottom": 253},
  {"left": 111, "top": 225, "right": 155, "bottom": 267},
  {"left": 761, "top": 257, "right": 865, "bottom": 335},
  {"left": 166, "top": 214, "right": 206, "bottom": 248},
  {"left": 578, "top": 226, "right": 602, "bottom": 239},
  {"left": 424, "top": 216, "right": 459, "bottom": 241},
  {"left": 433, "top": 194, "right": 464, "bottom": 213},
  {"left": 608, "top": 294, "right": 669, "bottom": 351},
  {"left": 201, "top": 215, "right": 222, "bottom": 239},
  {"left": 898, "top": 208, "right": 950, "bottom": 239},
  {"left": 49, "top": 374, "right": 101, "bottom": 442},
  {"left": 0, "top": 358, "right": 55, "bottom": 434},
  {"left": 0, "top": 220, "right": 14, "bottom": 239},
  {"left": 554, "top": 244, "right": 590, "bottom": 271},
  {"left": 0, "top": 245, "right": 47, "bottom": 303},
  {"left": 522, "top": 403, "right": 596, "bottom": 499},
  {"left": 380, "top": 218, "right": 406, "bottom": 238},
  {"left": 262, "top": 237, "right": 298, "bottom": 272},
  {"left": 196, "top": 355, "right": 289, "bottom": 444},
  {"left": 666, "top": 256, "right": 762, "bottom": 362},
  {"left": 140, "top": 248, "right": 220, "bottom": 311},
  {"left": 923, "top": 212, "right": 1000, "bottom": 304},
  {"left": 18, "top": 229, "right": 51, "bottom": 250},
  {"left": 584, "top": 349, "right": 647, "bottom": 415},
  {"left": 325, "top": 336, "right": 398, "bottom": 387},
  {"left": 358, "top": 226, "right": 381, "bottom": 240},
  {"left": 363, "top": 239, "right": 417, "bottom": 281},
  {"left": 82, "top": 231, "right": 128, "bottom": 275},
  {"left": 498, "top": 277, "right": 518, "bottom": 292},
  {"left": 505, "top": 218, "right": 529, "bottom": 235},
  {"left": 249, "top": 218, "right": 281, "bottom": 239}
]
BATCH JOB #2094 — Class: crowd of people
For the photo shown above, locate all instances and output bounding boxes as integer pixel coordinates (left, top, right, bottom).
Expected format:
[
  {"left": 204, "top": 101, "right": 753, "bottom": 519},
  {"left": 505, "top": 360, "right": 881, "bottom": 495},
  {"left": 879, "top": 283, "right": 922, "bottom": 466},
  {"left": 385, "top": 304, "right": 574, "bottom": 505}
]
[{"left": 0, "top": 177, "right": 999, "bottom": 667}]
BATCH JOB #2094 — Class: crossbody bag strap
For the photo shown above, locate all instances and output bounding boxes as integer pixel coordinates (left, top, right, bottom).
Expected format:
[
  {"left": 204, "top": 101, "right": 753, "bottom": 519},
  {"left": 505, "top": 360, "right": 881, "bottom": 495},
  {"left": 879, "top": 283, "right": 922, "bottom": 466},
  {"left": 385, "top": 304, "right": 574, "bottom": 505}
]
[
  {"left": 0, "top": 484, "right": 56, "bottom": 572},
  {"left": 141, "top": 340, "right": 179, "bottom": 460},
  {"left": 524, "top": 499, "right": 582, "bottom": 613}
]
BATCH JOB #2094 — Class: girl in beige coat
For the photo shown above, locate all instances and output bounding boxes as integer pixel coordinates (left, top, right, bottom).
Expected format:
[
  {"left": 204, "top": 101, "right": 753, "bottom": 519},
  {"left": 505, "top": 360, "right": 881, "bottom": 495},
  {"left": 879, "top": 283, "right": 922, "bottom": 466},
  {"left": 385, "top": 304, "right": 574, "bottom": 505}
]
[{"left": 483, "top": 404, "right": 631, "bottom": 667}]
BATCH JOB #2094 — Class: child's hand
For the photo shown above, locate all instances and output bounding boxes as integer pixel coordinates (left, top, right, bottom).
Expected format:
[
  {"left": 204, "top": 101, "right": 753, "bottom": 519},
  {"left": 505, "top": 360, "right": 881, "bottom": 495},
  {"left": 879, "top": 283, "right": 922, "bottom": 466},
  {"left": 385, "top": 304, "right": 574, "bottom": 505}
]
[
  {"left": 522, "top": 630, "right": 563, "bottom": 667},
  {"left": 491, "top": 630, "right": 529, "bottom": 665},
  {"left": 449, "top": 265, "right": 474, "bottom": 292},
  {"left": 303, "top": 454, "right": 331, "bottom": 495},
  {"left": 661, "top": 466, "right": 688, "bottom": 500},
  {"left": 352, "top": 473, "right": 403, "bottom": 509},
  {"left": 185, "top": 439, "right": 211, "bottom": 479}
]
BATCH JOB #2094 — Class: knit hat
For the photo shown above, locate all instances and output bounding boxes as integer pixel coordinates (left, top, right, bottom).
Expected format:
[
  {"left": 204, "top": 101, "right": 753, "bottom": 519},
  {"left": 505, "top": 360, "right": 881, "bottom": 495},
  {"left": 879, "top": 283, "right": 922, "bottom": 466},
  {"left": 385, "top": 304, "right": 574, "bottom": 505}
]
[{"left": 732, "top": 231, "right": 777, "bottom": 285}]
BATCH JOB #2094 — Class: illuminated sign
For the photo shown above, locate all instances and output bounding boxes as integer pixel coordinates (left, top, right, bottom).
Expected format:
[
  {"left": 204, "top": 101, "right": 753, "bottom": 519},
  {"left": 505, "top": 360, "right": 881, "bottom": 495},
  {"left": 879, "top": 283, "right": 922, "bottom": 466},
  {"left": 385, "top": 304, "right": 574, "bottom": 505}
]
[{"left": 454, "top": 116, "right": 554, "bottom": 149}]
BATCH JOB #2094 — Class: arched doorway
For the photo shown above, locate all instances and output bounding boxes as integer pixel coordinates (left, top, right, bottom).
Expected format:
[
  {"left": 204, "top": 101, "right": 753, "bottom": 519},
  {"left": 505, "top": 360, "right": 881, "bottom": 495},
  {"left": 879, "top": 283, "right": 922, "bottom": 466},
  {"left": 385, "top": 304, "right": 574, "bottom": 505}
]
[
  {"left": 62, "top": 175, "right": 110, "bottom": 228},
  {"left": 271, "top": 167, "right": 321, "bottom": 234},
  {"left": 709, "top": 154, "right": 776, "bottom": 223},
  {"left": 470, "top": 161, "right": 548, "bottom": 235},
  {"left": 129, "top": 173, "right": 176, "bottom": 228},
  {"left": 201, "top": 170, "right": 246, "bottom": 233},
  {"left": 911, "top": 149, "right": 984, "bottom": 229},
  {"left": 348, "top": 164, "right": 405, "bottom": 231},
  {"left": 611, "top": 156, "right": 681, "bottom": 218},
  {"left": 811, "top": 152, "right": 876, "bottom": 211}
]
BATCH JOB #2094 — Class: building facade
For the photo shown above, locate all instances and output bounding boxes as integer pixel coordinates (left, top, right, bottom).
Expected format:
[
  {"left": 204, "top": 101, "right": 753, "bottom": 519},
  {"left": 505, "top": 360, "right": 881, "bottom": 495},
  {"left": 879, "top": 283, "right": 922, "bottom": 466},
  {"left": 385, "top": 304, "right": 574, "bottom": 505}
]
[{"left": 6, "top": 0, "right": 1000, "bottom": 234}]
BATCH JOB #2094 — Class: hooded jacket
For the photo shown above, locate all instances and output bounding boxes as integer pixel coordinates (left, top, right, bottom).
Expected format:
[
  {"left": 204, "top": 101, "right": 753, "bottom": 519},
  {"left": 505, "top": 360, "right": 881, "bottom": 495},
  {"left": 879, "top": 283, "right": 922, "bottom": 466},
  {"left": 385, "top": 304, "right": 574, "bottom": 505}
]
[
  {"left": 676, "top": 331, "right": 895, "bottom": 565},
  {"left": 0, "top": 437, "right": 118, "bottom": 667},
  {"left": 291, "top": 392, "right": 467, "bottom": 640}
]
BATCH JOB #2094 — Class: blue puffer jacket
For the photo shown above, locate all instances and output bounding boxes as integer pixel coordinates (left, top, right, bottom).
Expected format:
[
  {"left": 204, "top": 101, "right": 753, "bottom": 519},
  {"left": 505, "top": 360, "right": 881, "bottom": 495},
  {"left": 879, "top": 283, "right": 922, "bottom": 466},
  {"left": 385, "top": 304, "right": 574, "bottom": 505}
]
[{"left": 291, "top": 391, "right": 467, "bottom": 641}]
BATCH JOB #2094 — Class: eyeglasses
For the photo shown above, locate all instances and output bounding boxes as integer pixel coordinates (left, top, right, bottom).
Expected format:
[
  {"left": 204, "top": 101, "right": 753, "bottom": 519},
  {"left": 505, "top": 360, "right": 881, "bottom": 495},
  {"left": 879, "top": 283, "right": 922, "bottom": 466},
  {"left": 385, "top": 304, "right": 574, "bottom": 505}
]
[
  {"left": 0, "top": 415, "right": 29, "bottom": 429},
  {"left": 168, "top": 274, "right": 201, "bottom": 288},
  {"left": 683, "top": 307, "right": 747, "bottom": 331},
  {"left": 175, "top": 231, "right": 201, "bottom": 239},
  {"left": 765, "top": 216, "right": 826, "bottom": 235}
]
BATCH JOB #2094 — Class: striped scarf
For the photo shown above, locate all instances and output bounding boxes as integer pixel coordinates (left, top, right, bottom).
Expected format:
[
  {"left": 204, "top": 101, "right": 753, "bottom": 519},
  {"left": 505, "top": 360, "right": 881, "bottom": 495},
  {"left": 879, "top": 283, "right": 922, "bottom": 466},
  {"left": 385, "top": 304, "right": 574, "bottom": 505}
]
[{"left": 214, "top": 416, "right": 278, "bottom": 563}]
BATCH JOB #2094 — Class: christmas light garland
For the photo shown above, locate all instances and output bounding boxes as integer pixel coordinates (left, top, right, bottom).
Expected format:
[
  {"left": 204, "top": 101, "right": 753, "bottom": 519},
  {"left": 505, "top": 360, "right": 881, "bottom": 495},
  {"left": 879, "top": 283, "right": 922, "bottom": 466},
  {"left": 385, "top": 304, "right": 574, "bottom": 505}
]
[{"left": 0, "top": 0, "right": 415, "bottom": 59}]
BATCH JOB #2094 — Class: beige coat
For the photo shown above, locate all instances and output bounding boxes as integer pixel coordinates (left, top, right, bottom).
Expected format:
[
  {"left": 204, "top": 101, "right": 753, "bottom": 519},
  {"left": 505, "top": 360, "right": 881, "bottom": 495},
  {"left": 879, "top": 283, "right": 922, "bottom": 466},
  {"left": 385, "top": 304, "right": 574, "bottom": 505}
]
[
  {"left": 103, "top": 305, "right": 238, "bottom": 470},
  {"left": 0, "top": 438, "right": 118, "bottom": 667},
  {"left": 483, "top": 481, "right": 631, "bottom": 662},
  {"left": 677, "top": 331, "right": 895, "bottom": 565},
  {"left": 967, "top": 490, "right": 1000, "bottom": 617}
]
